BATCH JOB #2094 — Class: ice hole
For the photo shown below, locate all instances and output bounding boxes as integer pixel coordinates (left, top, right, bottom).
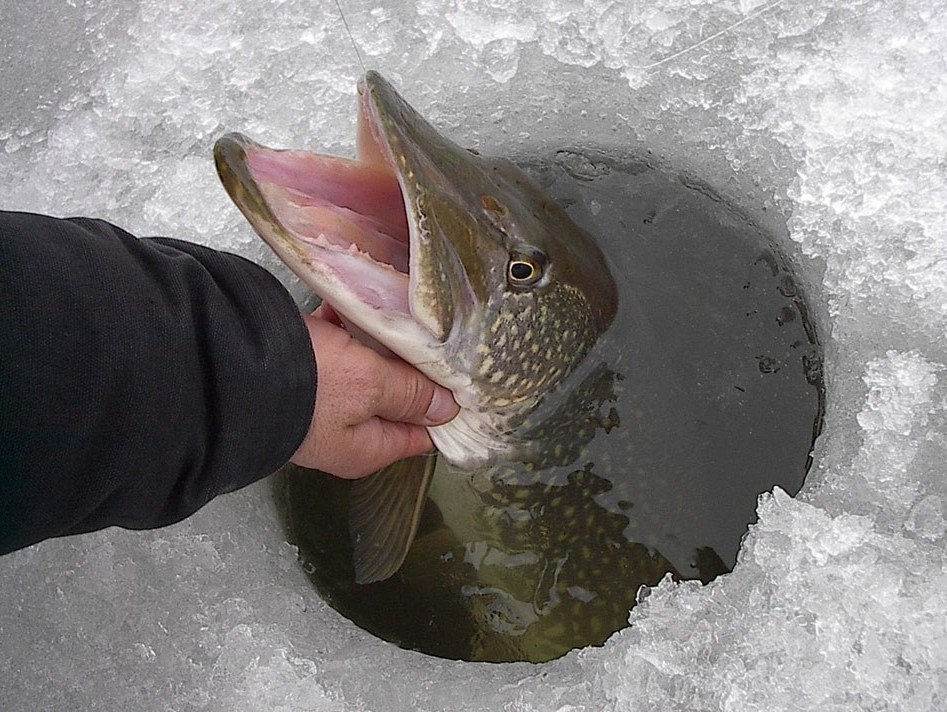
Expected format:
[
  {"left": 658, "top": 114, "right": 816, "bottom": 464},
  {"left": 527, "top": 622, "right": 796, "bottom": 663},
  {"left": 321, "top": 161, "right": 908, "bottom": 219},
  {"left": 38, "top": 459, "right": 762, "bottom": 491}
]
[{"left": 1, "top": 0, "right": 944, "bottom": 709}]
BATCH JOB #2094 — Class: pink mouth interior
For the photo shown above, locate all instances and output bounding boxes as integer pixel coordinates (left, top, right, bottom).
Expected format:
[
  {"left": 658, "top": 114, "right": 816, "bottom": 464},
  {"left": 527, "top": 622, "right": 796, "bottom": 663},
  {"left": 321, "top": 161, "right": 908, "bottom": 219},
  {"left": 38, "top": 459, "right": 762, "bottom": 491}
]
[{"left": 246, "top": 146, "right": 411, "bottom": 274}]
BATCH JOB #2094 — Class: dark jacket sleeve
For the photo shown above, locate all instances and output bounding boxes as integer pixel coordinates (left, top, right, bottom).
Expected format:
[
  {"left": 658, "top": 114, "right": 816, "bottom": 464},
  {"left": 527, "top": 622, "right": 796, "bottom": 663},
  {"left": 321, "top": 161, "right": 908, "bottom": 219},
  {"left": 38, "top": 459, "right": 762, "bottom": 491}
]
[{"left": 0, "top": 211, "right": 316, "bottom": 554}]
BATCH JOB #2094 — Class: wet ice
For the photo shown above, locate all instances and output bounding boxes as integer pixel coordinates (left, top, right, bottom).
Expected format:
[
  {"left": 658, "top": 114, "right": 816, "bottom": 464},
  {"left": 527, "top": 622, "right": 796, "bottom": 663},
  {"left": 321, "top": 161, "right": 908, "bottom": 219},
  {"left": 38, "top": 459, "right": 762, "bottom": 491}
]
[{"left": 1, "top": 0, "right": 946, "bottom": 709}]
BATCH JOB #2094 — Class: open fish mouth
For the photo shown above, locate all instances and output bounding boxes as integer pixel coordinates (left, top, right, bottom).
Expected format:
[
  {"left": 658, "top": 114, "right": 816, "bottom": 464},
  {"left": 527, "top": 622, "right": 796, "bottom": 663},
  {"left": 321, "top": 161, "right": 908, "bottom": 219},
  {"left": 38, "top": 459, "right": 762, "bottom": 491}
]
[
  {"left": 215, "top": 129, "right": 411, "bottom": 306},
  {"left": 215, "top": 71, "right": 619, "bottom": 473},
  {"left": 213, "top": 72, "right": 447, "bottom": 359}
]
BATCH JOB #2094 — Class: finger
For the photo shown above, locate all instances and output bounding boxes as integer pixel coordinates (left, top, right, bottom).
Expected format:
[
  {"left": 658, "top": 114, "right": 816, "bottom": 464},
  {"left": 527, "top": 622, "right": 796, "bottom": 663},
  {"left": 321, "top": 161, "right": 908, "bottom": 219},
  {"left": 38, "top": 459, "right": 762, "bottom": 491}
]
[
  {"left": 330, "top": 421, "right": 436, "bottom": 479},
  {"left": 371, "top": 359, "right": 459, "bottom": 426},
  {"left": 365, "top": 420, "right": 437, "bottom": 466},
  {"left": 312, "top": 301, "right": 342, "bottom": 325}
]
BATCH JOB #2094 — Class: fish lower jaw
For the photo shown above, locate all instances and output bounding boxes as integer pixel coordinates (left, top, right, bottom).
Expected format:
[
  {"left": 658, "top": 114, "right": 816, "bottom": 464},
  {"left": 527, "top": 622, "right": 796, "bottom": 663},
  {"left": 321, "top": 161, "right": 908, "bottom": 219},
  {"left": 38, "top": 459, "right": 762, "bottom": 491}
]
[
  {"left": 302, "top": 240, "right": 411, "bottom": 315},
  {"left": 429, "top": 411, "right": 532, "bottom": 470}
]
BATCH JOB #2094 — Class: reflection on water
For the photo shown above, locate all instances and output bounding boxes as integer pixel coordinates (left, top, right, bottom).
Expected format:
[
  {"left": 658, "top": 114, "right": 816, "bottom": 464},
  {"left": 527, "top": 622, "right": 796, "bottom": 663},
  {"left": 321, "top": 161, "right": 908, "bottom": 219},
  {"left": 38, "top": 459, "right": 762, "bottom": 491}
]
[{"left": 275, "top": 153, "right": 824, "bottom": 663}]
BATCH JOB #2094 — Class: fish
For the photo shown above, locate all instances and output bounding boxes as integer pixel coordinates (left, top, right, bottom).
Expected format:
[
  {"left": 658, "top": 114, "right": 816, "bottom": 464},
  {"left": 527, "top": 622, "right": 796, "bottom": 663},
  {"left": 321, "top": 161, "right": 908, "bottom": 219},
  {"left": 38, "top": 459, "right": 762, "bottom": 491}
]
[
  {"left": 213, "top": 72, "right": 636, "bottom": 585},
  {"left": 213, "top": 73, "right": 824, "bottom": 661}
]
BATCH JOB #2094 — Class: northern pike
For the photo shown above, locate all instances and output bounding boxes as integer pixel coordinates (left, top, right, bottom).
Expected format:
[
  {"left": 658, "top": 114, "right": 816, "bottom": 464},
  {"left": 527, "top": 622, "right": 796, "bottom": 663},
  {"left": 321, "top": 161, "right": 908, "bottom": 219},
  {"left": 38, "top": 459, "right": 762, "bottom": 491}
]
[
  {"left": 213, "top": 72, "right": 823, "bottom": 662},
  {"left": 213, "top": 72, "right": 641, "bottom": 585}
]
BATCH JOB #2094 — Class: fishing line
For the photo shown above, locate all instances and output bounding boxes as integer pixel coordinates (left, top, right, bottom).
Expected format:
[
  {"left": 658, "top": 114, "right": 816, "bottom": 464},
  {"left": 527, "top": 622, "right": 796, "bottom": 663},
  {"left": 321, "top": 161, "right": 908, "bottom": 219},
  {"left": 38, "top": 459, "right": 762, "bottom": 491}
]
[
  {"left": 630, "top": 0, "right": 785, "bottom": 71},
  {"left": 333, "top": 0, "right": 367, "bottom": 73}
]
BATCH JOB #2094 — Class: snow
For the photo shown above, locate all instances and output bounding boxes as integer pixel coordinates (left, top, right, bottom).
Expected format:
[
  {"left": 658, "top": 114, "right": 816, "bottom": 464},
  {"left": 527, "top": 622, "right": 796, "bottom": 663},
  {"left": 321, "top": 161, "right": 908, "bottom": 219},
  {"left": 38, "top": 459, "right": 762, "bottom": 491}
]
[{"left": 1, "top": 0, "right": 945, "bottom": 709}]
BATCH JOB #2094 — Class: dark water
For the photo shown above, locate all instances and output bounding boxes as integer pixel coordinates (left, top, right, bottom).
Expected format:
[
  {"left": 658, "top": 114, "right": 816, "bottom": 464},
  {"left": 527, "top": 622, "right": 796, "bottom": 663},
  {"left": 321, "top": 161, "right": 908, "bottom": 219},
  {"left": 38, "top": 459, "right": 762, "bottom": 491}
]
[{"left": 275, "top": 152, "right": 824, "bottom": 663}]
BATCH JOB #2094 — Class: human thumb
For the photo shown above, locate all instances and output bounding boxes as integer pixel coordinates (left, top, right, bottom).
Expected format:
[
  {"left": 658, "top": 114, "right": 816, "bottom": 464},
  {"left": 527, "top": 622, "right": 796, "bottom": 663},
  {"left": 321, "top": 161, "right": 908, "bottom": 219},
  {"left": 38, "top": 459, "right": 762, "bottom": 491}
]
[
  {"left": 422, "top": 386, "right": 459, "bottom": 425},
  {"left": 375, "top": 360, "right": 459, "bottom": 426}
]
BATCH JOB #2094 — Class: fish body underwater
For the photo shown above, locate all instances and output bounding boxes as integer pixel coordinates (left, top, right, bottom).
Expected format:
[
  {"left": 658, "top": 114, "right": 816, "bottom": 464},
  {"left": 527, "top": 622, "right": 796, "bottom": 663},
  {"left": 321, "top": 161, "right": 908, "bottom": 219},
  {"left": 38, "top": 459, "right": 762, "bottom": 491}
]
[{"left": 215, "top": 73, "right": 820, "bottom": 662}]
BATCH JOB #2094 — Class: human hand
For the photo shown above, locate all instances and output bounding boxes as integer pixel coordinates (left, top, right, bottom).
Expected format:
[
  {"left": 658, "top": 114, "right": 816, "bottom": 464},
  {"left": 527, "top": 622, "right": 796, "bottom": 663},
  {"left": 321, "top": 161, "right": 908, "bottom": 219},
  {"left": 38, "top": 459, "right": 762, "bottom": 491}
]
[{"left": 290, "top": 304, "right": 459, "bottom": 478}]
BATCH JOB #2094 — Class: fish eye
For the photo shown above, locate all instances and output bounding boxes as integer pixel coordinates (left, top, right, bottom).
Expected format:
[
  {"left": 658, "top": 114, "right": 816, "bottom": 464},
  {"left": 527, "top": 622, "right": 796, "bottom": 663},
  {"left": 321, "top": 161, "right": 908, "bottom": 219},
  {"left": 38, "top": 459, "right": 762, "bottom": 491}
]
[{"left": 507, "top": 250, "right": 547, "bottom": 287}]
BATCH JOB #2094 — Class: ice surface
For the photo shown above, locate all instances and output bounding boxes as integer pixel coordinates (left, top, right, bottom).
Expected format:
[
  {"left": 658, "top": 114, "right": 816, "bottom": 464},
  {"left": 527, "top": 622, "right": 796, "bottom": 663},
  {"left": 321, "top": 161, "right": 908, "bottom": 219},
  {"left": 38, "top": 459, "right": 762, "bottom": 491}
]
[{"left": 1, "top": 0, "right": 946, "bottom": 709}]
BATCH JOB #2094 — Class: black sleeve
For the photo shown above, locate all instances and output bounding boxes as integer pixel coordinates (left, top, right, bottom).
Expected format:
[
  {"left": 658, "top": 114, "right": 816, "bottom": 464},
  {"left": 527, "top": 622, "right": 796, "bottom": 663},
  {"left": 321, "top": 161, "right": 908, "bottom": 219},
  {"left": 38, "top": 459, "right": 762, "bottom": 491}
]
[{"left": 0, "top": 211, "right": 316, "bottom": 554}]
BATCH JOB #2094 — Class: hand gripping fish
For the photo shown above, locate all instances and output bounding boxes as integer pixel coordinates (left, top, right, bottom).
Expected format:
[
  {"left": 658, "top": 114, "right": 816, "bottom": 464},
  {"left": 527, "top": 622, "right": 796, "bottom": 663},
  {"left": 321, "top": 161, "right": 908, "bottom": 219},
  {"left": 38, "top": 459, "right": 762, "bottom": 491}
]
[{"left": 215, "top": 72, "right": 619, "bottom": 583}]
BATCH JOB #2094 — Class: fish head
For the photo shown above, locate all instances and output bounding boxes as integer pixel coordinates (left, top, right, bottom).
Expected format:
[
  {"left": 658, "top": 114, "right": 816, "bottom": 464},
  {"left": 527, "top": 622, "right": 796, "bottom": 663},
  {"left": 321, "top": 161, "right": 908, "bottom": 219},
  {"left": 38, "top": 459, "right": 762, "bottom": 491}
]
[{"left": 214, "top": 71, "right": 618, "bottom": 468}]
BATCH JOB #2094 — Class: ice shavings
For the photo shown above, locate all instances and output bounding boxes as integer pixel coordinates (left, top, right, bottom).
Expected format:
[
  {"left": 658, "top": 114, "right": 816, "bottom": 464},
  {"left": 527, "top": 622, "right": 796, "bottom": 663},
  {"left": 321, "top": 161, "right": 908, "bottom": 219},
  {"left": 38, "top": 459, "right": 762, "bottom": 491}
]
[
  {"left": 583, "top": 489, "right": 947, "bottom": 711},
  {"left": 2, "top": 0, "right": 947, "bottom": 710},
  {"left": 805, "top": 346, "right": 947, "bottom": 548}
]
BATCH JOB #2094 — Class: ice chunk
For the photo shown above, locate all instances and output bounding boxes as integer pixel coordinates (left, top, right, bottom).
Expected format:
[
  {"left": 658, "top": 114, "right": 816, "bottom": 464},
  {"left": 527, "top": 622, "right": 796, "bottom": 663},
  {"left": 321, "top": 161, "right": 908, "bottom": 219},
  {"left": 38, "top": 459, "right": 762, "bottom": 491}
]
[
  {"left": 905, "top": 495, "right": 946, "bottom": 542},
  {"left": 1, "top": 0, "right": 946, "bottom": 709},
  {"left": 581, "top": 490, "right": 947, "bottom": 710}
]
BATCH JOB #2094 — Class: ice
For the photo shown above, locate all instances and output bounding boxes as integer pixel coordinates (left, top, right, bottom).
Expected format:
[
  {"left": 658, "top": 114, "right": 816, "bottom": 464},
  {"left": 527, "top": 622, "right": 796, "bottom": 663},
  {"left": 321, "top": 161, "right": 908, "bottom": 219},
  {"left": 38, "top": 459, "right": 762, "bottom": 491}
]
[{"left": 1, "top": 0, "right": 946, "bottom": 710}]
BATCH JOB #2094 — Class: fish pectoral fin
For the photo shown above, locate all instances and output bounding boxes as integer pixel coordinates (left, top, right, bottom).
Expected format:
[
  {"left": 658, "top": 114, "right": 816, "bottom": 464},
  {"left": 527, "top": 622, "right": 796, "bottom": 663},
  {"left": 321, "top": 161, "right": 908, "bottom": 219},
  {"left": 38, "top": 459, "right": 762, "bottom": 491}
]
[{"left": 349, "top": 454, "right": 437, "bottom": 584}]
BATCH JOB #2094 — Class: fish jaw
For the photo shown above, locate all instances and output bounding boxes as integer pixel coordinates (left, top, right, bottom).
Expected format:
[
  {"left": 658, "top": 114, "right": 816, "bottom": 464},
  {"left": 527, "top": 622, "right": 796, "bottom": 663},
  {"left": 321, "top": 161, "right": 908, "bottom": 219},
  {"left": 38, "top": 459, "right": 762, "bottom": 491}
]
[
  {"left": 216, "top": 133, "right": 525, "bottom": 470},
  {"left": 213, "top": 131, "right": 459, "bottom": 386},
  {"left": 213, "top": 74, "right": 523, "bottom": 467},
  {"left": 214, "top": 131, "right": 529, "bottom": 468},
  {"left": 215, "top": 72, "right": 618, "bottom": 471}
]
